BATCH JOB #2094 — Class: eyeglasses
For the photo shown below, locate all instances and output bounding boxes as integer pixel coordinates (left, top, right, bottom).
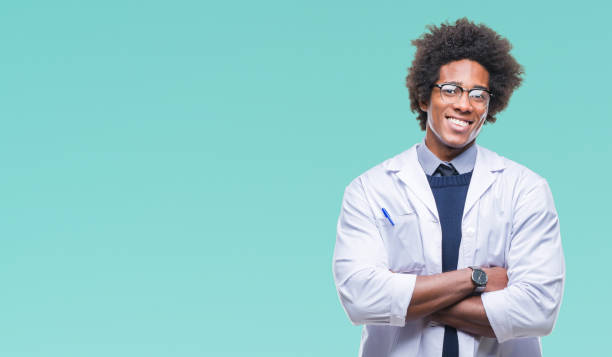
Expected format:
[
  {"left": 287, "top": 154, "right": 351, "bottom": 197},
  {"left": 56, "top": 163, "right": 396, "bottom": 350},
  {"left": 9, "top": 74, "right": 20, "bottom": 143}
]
[{"left": 432, "top": 83, "right": 493, "bottom": 109}]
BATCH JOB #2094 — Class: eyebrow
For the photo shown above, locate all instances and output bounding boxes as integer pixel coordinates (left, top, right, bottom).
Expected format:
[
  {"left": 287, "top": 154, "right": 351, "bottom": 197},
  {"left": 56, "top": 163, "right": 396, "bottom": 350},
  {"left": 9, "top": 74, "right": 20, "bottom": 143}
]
[{"left": 443, "top": 81, "right": 490, "bottom": 90}]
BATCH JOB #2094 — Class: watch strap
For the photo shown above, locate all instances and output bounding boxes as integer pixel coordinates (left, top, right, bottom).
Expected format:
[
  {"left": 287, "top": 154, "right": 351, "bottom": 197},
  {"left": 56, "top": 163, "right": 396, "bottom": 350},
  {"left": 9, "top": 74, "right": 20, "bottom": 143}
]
[{"left": 474, "top": 285, "right": 486, "bottom": 293}]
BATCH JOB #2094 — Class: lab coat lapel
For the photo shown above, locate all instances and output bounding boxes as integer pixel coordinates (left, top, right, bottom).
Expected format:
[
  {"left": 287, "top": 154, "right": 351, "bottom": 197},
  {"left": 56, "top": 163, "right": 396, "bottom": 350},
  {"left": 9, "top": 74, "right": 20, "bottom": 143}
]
[
  {"left": 388, "top": 146, "right": 439, "bottom": 221},
  {"left": 463, "top": 145, "right": 505, "bottom": 219}
]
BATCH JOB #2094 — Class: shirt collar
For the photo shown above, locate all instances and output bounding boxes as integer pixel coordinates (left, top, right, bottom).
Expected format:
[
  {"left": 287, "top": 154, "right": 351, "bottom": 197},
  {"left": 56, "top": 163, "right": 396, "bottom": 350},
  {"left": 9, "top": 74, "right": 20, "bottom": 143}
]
[{"left": 416, "top": 139, "right": 477, "bottom": 175}]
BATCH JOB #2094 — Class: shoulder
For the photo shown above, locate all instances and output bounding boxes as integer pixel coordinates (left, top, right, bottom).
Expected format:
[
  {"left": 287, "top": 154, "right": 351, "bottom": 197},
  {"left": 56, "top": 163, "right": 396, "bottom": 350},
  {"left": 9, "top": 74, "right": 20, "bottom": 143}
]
[
  {"left": 345, "top": 145, "right": 417, "bottom": 191},
  {"left": 477, "top": 145, "right": 554, "bottom": 203},
  {"left": 478, "top": 145, "right": 545, "bottom": 181}
]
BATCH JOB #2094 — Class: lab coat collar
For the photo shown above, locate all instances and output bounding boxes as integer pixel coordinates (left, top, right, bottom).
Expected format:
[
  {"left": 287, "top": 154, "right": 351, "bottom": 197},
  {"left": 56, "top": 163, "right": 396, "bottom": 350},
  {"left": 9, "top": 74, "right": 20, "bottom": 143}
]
[
  {"left": 386, "top": 144, "right": 505, "bottom": 221},
  {"left": 464, "top": 145, "right": 505, "bottom": 219}
]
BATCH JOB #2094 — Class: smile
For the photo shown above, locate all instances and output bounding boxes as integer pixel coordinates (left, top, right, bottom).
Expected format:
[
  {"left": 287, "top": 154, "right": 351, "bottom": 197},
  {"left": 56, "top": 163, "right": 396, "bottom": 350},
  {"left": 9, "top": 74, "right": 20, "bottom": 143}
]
[{"left": 446, "top": 116, "right": 472, "bottom": 127}]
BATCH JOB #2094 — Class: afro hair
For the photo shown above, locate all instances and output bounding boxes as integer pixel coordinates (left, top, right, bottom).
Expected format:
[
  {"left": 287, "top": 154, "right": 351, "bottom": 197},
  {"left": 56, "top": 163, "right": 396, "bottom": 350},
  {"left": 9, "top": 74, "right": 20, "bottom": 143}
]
[{"left": 406, "top": 18, "right": 524, "bottom": 130}]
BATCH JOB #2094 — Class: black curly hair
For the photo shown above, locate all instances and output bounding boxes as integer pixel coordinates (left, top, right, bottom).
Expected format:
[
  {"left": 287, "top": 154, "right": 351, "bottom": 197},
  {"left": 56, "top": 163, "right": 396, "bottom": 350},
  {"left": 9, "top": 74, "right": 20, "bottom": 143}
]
[{"left": 406, "top": 18, "right": 524, "bottom": 130}]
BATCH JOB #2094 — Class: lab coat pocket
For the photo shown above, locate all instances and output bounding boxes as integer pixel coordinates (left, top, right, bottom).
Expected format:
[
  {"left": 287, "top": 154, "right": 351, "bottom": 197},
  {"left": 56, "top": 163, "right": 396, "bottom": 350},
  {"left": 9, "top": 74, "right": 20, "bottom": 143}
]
[{"left": 377, "top": 212, "right": 425, "bottom": 274}]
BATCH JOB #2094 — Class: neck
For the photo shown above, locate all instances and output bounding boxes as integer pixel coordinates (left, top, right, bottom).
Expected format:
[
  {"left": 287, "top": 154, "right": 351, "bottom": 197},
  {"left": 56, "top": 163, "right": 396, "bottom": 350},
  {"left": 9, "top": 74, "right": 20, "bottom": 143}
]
[{"left": 424, "top": 131, "right": 475, "bottom": 162}]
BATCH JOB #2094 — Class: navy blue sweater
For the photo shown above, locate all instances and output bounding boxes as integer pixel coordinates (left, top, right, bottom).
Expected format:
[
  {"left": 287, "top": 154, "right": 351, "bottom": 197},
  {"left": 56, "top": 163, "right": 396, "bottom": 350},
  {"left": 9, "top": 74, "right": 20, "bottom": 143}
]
[
  {"left": 427, "top": 172, "right": 473, "bottom": 272},
  {"left": 427, "top": 172, "right": 473, "bottom": 357}
]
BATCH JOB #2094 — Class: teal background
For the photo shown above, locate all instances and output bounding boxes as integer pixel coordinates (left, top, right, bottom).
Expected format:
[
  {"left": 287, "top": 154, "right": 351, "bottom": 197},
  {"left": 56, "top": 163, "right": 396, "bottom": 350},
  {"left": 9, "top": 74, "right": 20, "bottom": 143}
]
[{"left": 0, "top": 1, "right": 608, "bottom": 355}]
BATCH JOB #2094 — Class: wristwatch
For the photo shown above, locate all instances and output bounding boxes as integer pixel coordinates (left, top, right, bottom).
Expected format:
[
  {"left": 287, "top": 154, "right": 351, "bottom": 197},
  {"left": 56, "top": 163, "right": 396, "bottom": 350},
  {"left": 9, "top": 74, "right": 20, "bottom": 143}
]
[{"left": 469, "top": 266, "right": 487, "bottom": 293}]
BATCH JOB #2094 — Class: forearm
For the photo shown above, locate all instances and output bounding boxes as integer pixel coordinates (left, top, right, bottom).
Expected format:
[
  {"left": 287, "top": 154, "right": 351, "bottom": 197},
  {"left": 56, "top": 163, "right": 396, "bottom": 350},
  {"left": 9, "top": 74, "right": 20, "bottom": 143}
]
[
  {"left": 405, "top": 268, "right": 474, "bottom": 320},
  {"left": 431, "top": 296, "right": 495, "bottom": 338}
]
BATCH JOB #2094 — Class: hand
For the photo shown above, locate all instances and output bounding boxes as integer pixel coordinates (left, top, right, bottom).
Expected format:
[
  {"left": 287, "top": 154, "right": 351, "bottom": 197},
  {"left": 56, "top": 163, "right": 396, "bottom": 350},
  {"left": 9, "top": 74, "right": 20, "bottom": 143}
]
[
  {"left": 482, "top": 267, "right": 508, "bottom": 292},
  {"left": 429, "top": 311, "right": 442, "bottom": 324}
]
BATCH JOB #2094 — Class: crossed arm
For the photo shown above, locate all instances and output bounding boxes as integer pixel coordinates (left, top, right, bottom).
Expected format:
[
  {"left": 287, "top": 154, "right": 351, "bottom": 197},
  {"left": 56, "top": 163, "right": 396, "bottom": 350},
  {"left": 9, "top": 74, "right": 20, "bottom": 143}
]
[
  {"left": 334, "top": 177, "right": 564, "bottom": 341},
  {"left": 404, "top": 267, "right": 508, "bottom": 338}
]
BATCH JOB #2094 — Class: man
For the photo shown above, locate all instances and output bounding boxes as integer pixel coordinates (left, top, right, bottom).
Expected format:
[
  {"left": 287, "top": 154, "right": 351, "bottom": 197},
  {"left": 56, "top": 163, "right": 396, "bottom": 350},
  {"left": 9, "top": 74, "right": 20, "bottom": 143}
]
[{"left": 332, "top": 18, "right": 565, "bottom": 357}]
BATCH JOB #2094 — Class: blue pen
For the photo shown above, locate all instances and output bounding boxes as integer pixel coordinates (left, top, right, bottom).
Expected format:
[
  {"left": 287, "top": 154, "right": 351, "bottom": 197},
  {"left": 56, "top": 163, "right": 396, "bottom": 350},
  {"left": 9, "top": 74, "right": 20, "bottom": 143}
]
[{"left": 381, "top": 208, "right": 395, "bottom": 226}]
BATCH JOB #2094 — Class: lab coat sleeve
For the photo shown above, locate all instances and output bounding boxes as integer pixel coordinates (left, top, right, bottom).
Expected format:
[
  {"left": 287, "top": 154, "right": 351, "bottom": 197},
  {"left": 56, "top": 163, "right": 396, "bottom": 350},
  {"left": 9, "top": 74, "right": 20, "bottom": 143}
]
[
  {"left": 333, "top": 178, "right": 416, "bottom": 326},
  {"left": 481, "top": 176, "right": 565, "bottom": 343}
]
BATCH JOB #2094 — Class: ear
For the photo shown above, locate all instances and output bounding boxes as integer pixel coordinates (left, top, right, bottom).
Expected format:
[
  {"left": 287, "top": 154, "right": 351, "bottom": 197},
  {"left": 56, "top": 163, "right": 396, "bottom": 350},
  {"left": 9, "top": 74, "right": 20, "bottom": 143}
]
[{"left": 419, "top": 101, "right": 428, "bottom": 112}]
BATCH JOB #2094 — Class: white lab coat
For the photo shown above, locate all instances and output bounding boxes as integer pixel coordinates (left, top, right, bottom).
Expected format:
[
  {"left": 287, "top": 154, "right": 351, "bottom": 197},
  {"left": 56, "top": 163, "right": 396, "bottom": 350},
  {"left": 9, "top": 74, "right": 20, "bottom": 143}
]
[{"left": 333, "top": 144, "right": 565, "bottom": 357}]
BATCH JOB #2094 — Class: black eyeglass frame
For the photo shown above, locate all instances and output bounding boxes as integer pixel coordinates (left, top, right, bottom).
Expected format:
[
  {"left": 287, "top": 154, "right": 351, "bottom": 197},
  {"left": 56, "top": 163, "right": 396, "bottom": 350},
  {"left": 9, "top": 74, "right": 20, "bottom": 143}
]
[{"left": 432, "top": 83, "right": 494, "bottom": 104}]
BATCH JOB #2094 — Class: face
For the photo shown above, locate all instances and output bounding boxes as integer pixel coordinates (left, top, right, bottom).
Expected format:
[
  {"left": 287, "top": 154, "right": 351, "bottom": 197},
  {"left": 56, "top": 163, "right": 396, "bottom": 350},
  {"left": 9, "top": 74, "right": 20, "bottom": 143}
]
[{"left": 419, "top": 59, "right": 490, "bottom": 161}]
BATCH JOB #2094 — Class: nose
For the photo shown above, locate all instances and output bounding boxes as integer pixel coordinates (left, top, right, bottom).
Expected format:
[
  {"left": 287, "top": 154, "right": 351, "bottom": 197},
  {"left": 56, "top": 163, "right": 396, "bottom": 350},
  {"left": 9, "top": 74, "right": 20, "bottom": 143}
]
[{"left": 453, "top": 91, "right": 473, "bottom": 112}]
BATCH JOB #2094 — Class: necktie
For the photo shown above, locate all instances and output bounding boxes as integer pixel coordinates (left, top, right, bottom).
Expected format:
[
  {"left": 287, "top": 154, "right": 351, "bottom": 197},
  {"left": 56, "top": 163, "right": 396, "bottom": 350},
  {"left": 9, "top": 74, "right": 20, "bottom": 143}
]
[
  {"left": 435, "top": 162, "right": 460, "bottom": 357},
  {"left": 435, "top": 163, "right": 459, "bottom": 176}
]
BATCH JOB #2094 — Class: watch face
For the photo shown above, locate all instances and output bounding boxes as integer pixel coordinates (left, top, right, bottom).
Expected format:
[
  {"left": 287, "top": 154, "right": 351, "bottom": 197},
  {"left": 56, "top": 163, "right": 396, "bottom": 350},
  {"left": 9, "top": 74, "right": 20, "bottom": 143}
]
[{"left": 473, "top": 269, "right": 488, "bottom": 285}]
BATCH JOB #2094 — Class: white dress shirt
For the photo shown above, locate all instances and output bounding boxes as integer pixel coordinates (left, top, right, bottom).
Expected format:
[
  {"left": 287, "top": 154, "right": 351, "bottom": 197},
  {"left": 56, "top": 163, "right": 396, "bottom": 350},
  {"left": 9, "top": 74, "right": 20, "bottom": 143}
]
[{"left": 333, "top": 144, "right": 565, "bottom": 357}]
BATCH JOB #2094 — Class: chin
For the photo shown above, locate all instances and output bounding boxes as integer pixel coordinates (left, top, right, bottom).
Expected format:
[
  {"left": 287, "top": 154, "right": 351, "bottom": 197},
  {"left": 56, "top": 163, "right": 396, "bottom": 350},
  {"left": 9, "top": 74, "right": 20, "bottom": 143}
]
[{"left": 440, "top": 134, "right": 472, "bottom": 149}]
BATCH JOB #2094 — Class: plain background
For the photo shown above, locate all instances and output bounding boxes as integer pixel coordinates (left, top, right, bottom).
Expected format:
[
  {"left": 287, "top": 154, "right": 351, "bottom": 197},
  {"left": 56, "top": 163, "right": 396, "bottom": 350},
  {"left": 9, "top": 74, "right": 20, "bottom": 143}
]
[{"left": 0, "top": 1, "right": 609, "bottom": 356}]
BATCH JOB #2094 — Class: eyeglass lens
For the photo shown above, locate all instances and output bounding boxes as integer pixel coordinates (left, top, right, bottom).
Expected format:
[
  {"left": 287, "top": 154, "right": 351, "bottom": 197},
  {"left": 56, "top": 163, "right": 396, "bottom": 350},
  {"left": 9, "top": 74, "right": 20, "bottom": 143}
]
[{"left": 439, "top": 84, "right": 490, "bottom": 107}]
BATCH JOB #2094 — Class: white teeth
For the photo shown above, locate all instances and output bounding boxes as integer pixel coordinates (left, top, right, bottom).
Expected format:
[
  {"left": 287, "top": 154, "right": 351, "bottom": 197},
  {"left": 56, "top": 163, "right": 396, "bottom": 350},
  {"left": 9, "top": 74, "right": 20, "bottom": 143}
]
[{"left": 448, "top": 117, "right": 469, "bottom": 127}]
